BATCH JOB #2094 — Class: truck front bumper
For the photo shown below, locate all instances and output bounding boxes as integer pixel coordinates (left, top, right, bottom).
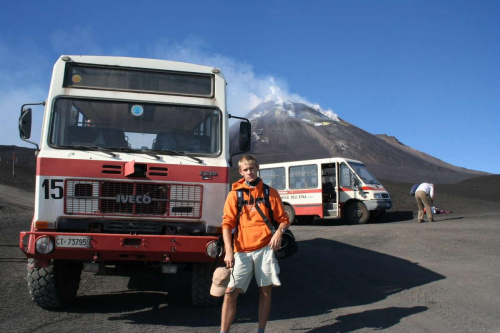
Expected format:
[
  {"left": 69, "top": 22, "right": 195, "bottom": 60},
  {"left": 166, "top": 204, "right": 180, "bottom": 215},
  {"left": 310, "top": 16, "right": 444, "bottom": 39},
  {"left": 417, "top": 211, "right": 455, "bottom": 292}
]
[
  {"left": 364, "top": 199, "right": 392, "bottom": 211},
  {"left": 20, "top": 231, "right": 220, "bottom": 263}
]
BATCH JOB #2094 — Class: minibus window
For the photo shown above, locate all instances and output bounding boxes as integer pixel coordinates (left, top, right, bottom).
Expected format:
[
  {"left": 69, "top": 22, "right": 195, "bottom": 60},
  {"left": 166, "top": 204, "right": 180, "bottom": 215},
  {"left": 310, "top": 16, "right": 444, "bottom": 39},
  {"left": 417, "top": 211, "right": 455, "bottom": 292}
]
[
  {"left": 260, "top": 167, "right": 286, "bottom": 190},
  {"left": 340, "top": 163, "right": 359, "bottom": 188},
  {"left": 347, "top": 162, "right": 380, "bottom": 185},
  {"left": 290, "top": 164, "right": 318, "bottom": 189}
]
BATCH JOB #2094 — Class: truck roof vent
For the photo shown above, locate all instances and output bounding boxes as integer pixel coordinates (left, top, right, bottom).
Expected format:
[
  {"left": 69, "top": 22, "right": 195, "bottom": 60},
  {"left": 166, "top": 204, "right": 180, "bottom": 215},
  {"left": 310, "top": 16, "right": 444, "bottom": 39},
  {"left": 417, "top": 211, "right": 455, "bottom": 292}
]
[
  {"left": 102, "top": 164, "right": 122, "bottom": 174},
  {"left": 149, "top": 166, "right": 169, "bottom": 177}
]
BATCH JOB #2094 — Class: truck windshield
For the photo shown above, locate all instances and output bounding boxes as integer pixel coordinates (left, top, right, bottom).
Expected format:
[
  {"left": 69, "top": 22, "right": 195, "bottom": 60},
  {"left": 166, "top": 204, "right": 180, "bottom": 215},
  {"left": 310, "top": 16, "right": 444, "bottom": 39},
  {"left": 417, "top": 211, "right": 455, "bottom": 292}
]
[
  {"left": 49, "top": 97, "right": 221, "bottom": 156},
  {"left": 347, "top": 162, "right": 380, "bottom": 185}
]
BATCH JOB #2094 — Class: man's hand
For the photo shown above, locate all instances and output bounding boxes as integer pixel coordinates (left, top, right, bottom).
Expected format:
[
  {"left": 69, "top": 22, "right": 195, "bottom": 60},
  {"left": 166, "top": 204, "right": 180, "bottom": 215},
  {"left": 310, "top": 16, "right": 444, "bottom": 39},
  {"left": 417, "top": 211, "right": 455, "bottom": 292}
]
[
  {"left": 222, "top": 228, "right": 234, "bottom": 268},
  {"left": 224, "top": 250, "right": 235, "bottom": 268},
  {"left": 269, "top": 229, "right": 283, "bottom": 251}
]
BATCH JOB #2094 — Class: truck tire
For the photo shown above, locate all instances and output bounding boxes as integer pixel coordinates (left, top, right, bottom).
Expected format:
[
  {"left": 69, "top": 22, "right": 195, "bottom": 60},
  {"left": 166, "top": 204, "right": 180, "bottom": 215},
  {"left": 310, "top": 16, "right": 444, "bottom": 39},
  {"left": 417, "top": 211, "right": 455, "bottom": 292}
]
[
  {"left": 27, "top": 259, "right": 82, "bottom": 309},
  {"left": 192, "top": 262, "right": 220, "bottom": 307},
  {"left": 345, "top": 202, "right": 370, "bottom": 224},
  {"left": 284, "top": 205, "right": 296, "bottom": 225}
]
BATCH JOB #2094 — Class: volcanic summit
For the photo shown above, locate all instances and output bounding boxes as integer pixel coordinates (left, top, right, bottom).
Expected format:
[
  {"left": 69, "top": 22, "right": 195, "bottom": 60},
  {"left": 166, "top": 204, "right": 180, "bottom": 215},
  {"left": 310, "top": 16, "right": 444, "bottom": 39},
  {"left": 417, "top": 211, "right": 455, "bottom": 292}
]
[{"left": 230, "top": 100, "right": 486, "bottom": 183}]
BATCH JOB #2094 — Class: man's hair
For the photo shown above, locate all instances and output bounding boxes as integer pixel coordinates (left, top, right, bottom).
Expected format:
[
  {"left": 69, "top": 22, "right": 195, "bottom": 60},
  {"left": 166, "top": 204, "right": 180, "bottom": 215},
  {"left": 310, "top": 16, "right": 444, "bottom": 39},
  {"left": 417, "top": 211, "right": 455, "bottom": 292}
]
[{"left": 238, "top": 154, "right": 259, "bottom": 170}]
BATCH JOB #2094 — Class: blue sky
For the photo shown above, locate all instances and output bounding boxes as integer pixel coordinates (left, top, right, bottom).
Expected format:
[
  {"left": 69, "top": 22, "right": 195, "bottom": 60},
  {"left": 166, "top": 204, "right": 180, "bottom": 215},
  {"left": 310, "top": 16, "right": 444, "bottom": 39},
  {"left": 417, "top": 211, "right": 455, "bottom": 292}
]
[{"left": 1, "top": 1, "right": 499, "bottom": 175}]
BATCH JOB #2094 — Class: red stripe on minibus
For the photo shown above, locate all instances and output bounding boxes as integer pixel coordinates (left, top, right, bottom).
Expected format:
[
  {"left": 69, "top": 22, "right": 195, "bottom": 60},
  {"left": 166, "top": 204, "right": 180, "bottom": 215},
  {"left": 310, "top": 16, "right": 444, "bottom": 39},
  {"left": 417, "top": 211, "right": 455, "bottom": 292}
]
[
  {"left": 279, "top": 188, "right": 323, "bottom": 194},
  {"left": 294, "top": 204, "right": 322, "bottom": 216}
]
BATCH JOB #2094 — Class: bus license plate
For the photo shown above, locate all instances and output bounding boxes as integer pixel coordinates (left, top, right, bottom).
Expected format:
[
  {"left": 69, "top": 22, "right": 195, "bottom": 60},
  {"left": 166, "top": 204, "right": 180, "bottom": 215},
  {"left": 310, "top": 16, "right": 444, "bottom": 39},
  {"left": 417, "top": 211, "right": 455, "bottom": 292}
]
[{"left": 56, "top": 236, "right": 92, "bottom": 248}]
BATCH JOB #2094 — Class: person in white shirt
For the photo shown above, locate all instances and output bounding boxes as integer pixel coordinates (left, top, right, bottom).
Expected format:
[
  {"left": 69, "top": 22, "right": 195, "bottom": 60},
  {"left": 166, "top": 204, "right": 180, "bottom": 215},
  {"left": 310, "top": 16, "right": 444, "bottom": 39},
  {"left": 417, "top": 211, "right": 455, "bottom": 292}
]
[{"left": 415, "top": 183, "right": 435, "bottom": 223}]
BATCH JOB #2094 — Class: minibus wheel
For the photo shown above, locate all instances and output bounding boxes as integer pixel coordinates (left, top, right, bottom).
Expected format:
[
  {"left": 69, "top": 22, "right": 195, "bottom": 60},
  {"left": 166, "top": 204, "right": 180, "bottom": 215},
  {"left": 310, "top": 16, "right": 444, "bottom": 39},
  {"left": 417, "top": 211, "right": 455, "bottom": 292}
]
[
  {"left": 345, "top": 202, "right": 370, "bottom": 224},
  {"left": 284, "top": 205, "right": 296, "bottom": 224}
]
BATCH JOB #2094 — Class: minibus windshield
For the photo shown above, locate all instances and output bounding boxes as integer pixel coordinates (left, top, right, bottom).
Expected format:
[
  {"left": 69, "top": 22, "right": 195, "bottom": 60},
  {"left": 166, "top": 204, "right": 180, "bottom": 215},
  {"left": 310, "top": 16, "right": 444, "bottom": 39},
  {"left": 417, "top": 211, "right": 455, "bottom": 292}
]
[{"left": 348, "top": 162, "right": 380, "bottom": 185}]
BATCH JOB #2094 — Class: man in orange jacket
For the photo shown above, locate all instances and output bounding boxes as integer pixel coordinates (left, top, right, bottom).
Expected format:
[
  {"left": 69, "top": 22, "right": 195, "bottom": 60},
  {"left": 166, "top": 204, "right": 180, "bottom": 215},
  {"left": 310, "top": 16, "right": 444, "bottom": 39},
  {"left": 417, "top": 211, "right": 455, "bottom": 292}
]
[{"left": 220, "top": 155, "right": 290, "bottom": 333}]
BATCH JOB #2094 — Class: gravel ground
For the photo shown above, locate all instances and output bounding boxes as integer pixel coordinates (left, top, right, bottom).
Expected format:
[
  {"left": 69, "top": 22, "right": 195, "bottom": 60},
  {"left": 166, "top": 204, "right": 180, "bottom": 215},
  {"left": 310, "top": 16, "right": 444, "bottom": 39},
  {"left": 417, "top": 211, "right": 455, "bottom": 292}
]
[{"left": 1, "top": 180, "right": 499, "bottom": 333}]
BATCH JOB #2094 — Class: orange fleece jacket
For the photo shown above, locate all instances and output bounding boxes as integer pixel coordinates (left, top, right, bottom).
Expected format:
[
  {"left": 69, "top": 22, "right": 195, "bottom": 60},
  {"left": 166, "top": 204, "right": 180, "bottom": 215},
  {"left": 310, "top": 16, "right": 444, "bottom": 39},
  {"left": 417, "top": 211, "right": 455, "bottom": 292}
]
[{"left": 222, "top": 178, "right": 290, "bottom": 252}]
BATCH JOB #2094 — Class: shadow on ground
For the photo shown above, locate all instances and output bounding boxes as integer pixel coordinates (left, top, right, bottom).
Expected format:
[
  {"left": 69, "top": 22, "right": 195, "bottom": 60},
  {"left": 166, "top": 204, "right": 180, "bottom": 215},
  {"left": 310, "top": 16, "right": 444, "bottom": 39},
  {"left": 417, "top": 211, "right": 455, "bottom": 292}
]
[
  {"left": 306, "top": 210, "right": 415, "bottom": 226},
  {"left": 66, "top": 238, "right": 444, "bottom": 329},
  {"left": 375, "top": 210, "right": 415, "bottom": 223},
  {"left": 306, "top": 306, "right": 428, "bottom": 332}
]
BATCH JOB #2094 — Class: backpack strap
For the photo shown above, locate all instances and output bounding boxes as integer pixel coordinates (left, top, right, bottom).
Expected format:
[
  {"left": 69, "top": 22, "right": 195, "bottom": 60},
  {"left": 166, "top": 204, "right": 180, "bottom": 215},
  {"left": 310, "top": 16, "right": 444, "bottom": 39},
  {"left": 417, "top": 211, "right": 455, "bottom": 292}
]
[
  {"left": 236, "top": 188, "right": 248, "bottom": 213},
  {"left": 235, "top": 183, "right": 278, "bottom": 237},
  {"left": 254, "top": 201, "right": 277, "bottom": 234},
  {"left": 253, "top": 184, "right": 278, "bottom": 233},
  {"left": 233, "top": 188, "right": 248, "bottom": 241},
  {"left": 236, "top": 188, "right": 249, "bottom": 223},
  {"left": 262, "top": 183, "right": 276, "bottom": 227}
]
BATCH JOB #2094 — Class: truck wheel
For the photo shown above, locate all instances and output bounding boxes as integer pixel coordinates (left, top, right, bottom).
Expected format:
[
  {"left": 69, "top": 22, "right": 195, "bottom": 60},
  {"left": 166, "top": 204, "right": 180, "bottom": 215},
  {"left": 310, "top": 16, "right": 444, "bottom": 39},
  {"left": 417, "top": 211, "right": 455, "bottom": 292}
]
[
  {"left": 192, "top": 263, "right": 220, "bottom": 307},
  {"left": 27, "top": 259, "right": 82, "bottom": 309},
  {"left": 284, "top": 205, "right": 296, "bottom": 225},
  {"left": 345, "top": 202, "right": 370, "bottom": 224}
]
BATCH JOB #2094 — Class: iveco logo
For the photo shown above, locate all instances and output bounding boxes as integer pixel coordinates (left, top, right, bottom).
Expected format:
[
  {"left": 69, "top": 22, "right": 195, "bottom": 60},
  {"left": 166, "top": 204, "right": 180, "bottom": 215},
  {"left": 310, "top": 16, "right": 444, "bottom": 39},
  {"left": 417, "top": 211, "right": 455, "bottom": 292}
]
[{"left": 116, "top": 194, "right": 152, "bottom": 204}]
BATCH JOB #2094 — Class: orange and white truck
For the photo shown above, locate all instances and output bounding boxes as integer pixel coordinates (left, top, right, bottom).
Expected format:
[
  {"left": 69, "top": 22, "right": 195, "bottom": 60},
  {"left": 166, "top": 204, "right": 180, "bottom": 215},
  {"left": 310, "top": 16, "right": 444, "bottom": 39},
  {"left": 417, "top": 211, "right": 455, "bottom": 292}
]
[
  {"left": 18, "top": 55, "right": 250, "bottom": 308},
  {"left": 259, "top": 157, "right": 392, "bottom": 224}
]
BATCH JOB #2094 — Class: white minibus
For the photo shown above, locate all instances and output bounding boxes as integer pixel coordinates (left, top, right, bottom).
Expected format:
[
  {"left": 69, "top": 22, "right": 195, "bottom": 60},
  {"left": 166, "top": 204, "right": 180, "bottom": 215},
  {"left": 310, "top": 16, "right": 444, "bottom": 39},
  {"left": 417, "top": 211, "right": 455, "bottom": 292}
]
[{"left": 259, "top": 157, "right": 392, "bottom": 224}]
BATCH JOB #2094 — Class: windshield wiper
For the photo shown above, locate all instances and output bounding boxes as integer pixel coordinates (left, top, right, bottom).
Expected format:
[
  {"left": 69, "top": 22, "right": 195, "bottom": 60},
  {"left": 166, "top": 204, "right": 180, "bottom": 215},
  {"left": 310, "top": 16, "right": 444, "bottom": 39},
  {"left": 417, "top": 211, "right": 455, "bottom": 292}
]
[
  {"left": 58, "top": 145, "right": 117, "bottom": 157},
  {"left": 111, "top": 147, "right": 202, "bottom": 163},
  {"left": 69, "top": 145, "right": 203, "bottom": 164},
  {"left": 110, "top": 147, "right": 161, "bottom": 160},
  {"left": 140, "top": 149, "right": 161, "bottom": 160},
  {"left": 149, "top": 149, "right": 203, "bottom": 164}
]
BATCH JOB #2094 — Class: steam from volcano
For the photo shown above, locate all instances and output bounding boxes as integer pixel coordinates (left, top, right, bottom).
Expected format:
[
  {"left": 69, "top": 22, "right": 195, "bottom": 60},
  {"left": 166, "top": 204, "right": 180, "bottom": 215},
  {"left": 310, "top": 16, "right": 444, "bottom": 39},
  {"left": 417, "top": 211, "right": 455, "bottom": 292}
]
[{"left": 152, "top": 37, "right": 337, "bottom": 119}]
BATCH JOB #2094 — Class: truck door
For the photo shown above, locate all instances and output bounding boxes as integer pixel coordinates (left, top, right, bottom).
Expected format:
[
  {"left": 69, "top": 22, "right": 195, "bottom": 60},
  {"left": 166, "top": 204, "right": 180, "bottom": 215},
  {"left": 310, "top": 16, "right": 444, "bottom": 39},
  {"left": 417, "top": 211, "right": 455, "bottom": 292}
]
[{"left": 321, "top": 163, "right": 339, "bottom": 218}]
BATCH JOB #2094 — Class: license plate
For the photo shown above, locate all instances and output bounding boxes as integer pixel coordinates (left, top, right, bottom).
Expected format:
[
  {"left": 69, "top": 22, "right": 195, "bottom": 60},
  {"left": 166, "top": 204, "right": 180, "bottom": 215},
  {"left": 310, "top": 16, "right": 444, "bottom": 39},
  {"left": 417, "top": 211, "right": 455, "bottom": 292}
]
[{"left": 56, "top": 236, "right": 92, "bottom": 248}]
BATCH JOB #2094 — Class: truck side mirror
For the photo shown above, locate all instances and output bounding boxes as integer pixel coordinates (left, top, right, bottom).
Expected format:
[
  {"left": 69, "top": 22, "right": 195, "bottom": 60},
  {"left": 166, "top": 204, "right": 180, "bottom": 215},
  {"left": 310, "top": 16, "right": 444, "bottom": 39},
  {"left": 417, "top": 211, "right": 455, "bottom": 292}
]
[
  {"left": 353, "top": 177, "right": 362, "bottom": 190},
  {"left": 239, "top": 121, "right": 251, "bottom": 152},
  {"left": 19, "top": 108, "right": 32, "bottom": 140}
]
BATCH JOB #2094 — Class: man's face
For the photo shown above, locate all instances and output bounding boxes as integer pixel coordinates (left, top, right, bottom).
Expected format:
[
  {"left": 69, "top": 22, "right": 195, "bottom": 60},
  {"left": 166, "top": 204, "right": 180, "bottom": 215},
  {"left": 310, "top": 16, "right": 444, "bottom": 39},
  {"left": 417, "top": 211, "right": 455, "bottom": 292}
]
[{"left": 239, "top": 161, "right": 258, "bottom": 183}]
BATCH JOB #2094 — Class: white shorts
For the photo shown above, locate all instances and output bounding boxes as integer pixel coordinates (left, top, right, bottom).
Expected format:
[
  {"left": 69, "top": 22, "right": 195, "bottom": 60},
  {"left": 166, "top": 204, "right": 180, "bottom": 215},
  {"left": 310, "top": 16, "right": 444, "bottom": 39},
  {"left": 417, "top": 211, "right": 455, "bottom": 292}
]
[{"left": 228, "top": 245, "right": 281, "bottom": 293}]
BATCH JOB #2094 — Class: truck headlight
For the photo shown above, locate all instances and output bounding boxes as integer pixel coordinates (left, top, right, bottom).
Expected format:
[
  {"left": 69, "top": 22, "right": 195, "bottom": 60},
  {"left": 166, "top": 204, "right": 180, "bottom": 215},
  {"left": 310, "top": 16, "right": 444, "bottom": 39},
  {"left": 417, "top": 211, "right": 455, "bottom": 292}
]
[
  {"left": 206, "top": 240, "right": 220, "bottom": 258},
  {"left": 35, "top": 236, "right": 55, "bottom": 254},
  {"left": 374, "top": 193, "right": 382, "bottom": 199}
]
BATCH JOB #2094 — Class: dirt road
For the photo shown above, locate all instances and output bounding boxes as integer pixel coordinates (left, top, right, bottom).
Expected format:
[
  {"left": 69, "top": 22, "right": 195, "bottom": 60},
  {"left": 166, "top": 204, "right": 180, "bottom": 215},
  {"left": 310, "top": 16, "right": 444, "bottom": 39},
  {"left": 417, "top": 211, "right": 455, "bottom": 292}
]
[{"left": 1, "top": 186, "right": 499, "bottom": 332}]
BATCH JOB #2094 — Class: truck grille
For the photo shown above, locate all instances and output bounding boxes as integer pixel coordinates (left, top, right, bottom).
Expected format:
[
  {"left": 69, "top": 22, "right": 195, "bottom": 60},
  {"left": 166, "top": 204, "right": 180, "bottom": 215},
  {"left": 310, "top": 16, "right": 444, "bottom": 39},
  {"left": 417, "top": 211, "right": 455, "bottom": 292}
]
[{"left": 65, "top": 180, "right": 202, "bottom": 218}]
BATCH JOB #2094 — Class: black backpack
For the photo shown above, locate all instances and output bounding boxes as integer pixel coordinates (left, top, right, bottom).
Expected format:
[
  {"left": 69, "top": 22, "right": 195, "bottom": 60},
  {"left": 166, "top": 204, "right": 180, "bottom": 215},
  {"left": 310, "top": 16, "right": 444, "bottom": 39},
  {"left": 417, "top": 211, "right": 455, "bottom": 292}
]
[
  {"left": 236, "top": 183, "right": 276, "bottom": 231},
  {"left": 235, "top": 184, "right": 298, "bottom": 259}
]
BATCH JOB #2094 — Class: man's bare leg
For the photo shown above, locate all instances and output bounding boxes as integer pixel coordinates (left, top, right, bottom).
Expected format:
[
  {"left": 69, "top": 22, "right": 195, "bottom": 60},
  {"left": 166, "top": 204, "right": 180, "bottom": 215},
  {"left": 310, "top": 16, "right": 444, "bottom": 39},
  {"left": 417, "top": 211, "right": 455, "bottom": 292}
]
[
  {"left": 221, "top": 291, "right": 239, "bottom": 332},
  {"left": 258, "top": 286, "right": 273, "bottom": 331}
]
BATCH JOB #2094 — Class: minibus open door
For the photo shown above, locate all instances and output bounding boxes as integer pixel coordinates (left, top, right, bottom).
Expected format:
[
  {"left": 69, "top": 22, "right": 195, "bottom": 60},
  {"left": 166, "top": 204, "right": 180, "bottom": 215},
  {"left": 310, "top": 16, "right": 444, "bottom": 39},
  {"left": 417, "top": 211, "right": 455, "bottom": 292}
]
[{"left": 321, "top": 164, "right": 339, "bottom": 218}]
